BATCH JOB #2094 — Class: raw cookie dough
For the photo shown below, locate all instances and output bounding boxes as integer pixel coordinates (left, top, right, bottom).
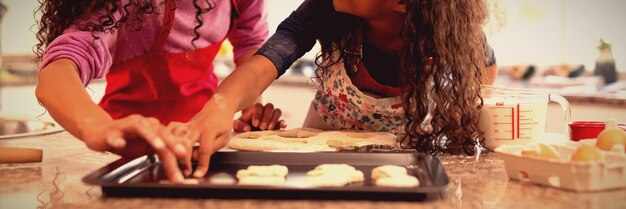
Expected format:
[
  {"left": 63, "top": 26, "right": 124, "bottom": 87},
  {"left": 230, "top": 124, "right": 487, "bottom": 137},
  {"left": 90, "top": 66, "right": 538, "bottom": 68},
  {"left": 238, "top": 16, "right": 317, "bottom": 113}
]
[
  {"left": 305, "top": 164, "right": 364, "bottom": 187},
  {"left": 314, "top": 132, "right": 397, "bottom": 148},
  {"left": 236, "top": 165, "right": 289, "bottom": 179},
  {"left": 235, "top": 130, "right": 276, "bottom": 139},
  {"left": 277, "top": 128, "right": 322, "bottom": 138},
  {"left": 370, "top": 165, "right": 420, "bottom": 187},
  {"left": 326, "top": 139, "right": 360, "bottom": 148},
  {"left": 228, "top": 128, "right": 397, "bottom": 151},
  {"left": 375, "top": 175, "right": 419, "bottom": 187},
  {"left": 371, "top": 165, "right": 408, "bottom": 180},
  {"left": 236, "top": 165, "right": 288, "bottom": 186},
  {"left": 345, "top": 132, "right": 375, "bottom": 138},
  {"left": 228, "top": 138, "right": 334, "bottom": 151},
  {"left": 264, "top": 135, "right": 309, "bottom": 144}
]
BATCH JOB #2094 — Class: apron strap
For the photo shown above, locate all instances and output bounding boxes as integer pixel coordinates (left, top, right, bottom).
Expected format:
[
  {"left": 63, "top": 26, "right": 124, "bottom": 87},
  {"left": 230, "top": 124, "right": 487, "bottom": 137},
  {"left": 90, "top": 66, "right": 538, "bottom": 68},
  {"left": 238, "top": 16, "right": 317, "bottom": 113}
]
[
  {"left": 226, "top": 0, "right": 240, "bottom": 38},
  {"left": 152, "top": 0, "right": 177, "bottom": 52}
]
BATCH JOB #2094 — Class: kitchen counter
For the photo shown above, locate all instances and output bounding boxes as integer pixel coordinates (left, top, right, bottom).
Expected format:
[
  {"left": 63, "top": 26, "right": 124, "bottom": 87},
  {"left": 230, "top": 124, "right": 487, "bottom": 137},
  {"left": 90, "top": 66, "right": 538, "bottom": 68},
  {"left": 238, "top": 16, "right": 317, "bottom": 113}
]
[{"left": 1, "top": 132, "right": 624, "bottom": 209}]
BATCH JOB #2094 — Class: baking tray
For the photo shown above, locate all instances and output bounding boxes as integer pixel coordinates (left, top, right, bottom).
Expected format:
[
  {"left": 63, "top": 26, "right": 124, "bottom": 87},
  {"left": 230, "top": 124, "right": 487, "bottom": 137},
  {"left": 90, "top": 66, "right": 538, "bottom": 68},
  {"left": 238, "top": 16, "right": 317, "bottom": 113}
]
[{"left": 83, "top": 151, "right": 449, "bottom": 201}]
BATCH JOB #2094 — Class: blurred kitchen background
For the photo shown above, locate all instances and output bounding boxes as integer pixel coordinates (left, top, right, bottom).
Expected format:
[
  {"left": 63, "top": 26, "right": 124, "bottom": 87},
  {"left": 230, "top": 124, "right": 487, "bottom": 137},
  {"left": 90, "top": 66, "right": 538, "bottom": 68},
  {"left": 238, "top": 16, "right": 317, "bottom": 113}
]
[{"left": 0, "top": 0, "right": 624, "bottom": 133}]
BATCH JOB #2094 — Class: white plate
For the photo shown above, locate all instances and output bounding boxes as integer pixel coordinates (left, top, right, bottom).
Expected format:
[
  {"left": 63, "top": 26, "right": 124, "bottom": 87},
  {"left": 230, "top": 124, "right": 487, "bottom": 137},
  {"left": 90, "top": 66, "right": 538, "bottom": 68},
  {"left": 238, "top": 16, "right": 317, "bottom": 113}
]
[{"left": 0, "top": 113, "right": 64, "bottom": 139}]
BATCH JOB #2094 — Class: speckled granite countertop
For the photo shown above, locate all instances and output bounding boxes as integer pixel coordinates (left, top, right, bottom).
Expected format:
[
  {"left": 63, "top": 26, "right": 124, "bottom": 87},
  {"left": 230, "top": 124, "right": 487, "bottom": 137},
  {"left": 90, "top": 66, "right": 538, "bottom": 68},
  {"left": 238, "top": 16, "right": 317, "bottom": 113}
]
[{"left": 1, "top": 132, "right": 624, "bottom": 209}]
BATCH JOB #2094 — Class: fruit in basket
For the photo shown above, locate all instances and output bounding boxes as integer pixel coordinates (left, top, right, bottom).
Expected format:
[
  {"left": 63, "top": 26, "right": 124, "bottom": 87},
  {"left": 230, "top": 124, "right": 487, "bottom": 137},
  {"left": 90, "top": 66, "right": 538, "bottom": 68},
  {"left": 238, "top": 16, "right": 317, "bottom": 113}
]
[
  {"left": 520, "top": 150, "right": 540, "bottom": 158},
  {"left": 539, "top": 144, "right": 561, "bottom": 159},
  {"left": 596, "top": 120, "right": 626, "bottom": 151},
  {"left": 571, "top": 144, "right": 602, "bottom": 162},
  {"left": 521, "top": 144, "right": 561, "bottom": 159}
]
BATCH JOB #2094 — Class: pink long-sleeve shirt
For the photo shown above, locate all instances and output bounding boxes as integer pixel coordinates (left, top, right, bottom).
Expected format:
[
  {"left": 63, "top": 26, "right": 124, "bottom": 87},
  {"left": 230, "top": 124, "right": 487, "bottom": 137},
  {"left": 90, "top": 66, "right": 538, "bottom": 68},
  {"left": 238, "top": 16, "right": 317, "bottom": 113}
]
[{"left": 40, "top": 0, "right": 268, "bottom": 86}]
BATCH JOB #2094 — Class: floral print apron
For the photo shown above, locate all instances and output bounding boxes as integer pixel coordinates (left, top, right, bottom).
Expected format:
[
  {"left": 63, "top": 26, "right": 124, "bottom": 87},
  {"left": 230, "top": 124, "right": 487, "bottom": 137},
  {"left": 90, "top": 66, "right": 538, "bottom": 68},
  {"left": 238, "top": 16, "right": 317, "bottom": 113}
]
[
  {"left": 303, "top": 31, "right": 435, "bottom": 135},
  {"left": 303, "top": 60, "right": 405, "bottom": 134}
]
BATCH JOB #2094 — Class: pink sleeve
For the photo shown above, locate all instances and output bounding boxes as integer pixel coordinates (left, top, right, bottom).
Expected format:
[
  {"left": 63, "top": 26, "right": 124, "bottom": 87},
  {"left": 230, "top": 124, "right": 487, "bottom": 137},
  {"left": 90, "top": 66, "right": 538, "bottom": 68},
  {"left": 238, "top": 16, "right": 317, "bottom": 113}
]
[
  {"left": 229, "top": 0, "right": 269, "bottom": 60},
  {"left": 39, "top": 4, "right": 122, "bottom": 86},
  {"left": 40, "top": 32, "right": 115, "bottom": 86}
]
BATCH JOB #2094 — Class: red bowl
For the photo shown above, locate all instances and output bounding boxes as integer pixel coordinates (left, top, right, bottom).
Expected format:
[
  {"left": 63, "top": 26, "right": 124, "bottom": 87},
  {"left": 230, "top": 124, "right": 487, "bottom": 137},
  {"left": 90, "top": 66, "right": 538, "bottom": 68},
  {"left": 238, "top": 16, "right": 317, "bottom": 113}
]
[{"left": 569, "top": 121, "right": 626, "bottom": 141}]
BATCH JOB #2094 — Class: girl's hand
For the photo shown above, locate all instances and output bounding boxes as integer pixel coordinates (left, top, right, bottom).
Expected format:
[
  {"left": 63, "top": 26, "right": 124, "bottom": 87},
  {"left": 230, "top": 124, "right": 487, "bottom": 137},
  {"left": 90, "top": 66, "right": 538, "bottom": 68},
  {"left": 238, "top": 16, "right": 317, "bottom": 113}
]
[
  {"left": 82, "top": 114, "right": 188, "bottom": 182},
  {"left": 184, "top": 102, "right": 235, "bottom": 178},
  {"left": 169, "top": 103, "right": 286, "bottom": 178},
  {"left": 232, "top": 103, "right": 287, "bottom": 132},
  {"left": 165, "top": 121, "right": 194, "bottom": 177}
]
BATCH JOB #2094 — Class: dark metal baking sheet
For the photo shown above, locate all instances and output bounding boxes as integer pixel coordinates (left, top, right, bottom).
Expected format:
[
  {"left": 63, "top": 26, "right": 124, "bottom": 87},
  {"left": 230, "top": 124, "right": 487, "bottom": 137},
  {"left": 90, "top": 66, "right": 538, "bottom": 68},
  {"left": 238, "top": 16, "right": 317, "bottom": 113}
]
[{"left": 83, "top": 151, "right": 449, "bottom": 201}]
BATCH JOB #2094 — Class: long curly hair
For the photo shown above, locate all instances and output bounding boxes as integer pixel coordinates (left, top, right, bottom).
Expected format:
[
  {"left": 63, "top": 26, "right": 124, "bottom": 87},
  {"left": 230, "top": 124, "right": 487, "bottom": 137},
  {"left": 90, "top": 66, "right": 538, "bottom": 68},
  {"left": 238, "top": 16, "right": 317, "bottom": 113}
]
[
  {"left": 315, "top": 0, "right": 489, "bottom": 155},
  {"left": 34, "top": 0, "right": 215, "bottom": 62}
]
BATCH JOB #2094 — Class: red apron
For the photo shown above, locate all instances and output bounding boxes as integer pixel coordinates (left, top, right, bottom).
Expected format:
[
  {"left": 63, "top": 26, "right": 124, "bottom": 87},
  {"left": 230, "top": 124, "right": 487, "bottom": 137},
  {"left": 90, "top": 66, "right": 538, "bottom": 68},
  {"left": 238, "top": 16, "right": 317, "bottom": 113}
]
[{"left": 99, "top": 0, "right": 239, "bottom": 124}]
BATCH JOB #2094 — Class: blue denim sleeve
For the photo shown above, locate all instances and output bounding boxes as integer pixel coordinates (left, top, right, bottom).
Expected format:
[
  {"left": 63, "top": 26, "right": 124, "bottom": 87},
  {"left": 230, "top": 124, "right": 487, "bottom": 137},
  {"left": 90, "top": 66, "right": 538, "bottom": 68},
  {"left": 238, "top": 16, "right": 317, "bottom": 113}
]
[{"left": 255, "top": 1, "right": 319, "bottom": 79}]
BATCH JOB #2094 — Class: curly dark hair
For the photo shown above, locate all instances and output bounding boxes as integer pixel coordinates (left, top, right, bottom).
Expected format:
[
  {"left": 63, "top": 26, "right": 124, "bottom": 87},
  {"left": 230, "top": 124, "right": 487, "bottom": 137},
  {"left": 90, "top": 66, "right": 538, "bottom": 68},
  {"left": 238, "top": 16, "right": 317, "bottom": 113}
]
[
  {"left": 34, "top": 0, "right": 215, "bottom": 62},
  {"left": 314, "top": 0, "right": 489, "bottom": 155}
]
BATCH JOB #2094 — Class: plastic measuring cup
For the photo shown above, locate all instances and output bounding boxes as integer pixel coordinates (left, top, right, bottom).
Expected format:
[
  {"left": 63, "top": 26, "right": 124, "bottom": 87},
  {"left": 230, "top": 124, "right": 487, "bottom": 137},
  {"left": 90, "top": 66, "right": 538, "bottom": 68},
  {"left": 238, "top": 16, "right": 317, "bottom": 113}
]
[{"left": 479, "top": 86, "right": 572, "bottom": 149}]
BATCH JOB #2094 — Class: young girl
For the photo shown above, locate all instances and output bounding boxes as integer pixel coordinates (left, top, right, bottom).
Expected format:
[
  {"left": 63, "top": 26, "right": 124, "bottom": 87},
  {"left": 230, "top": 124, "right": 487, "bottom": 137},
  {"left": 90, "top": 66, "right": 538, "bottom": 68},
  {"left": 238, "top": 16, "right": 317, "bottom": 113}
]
[
  {"left": 184, "top": 0, "right": 498, "bottom": 178},
  {"left": 34, "top": 0, "right": 284, "bottom": 182}
]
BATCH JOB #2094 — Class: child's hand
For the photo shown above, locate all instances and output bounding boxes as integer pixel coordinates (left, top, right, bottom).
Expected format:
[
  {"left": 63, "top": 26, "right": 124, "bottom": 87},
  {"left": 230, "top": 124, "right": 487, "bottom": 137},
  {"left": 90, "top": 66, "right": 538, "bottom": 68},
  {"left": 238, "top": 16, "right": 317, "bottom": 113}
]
[
  {"left": 184, "top": 104, "right": 235, "bottom": 178},
  {"left": 165, "top": 121, "right": 194, "bottom": 176},
  {"left": 232, "top": 103, "right": 287, "bottom": 132},
  {"left": 83, "top": 115, "right": 188, "bottom": 182}
]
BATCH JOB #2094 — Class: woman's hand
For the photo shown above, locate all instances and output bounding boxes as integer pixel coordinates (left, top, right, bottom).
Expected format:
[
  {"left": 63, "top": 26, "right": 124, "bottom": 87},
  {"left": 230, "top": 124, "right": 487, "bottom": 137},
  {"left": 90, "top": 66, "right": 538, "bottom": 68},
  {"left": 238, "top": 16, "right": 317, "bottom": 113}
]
[
  {"left": 233, "top": 103, "right": 286, "bottom": 132},
  {"left": 82, "top": 114, "right": 188, "bottom": 182}
]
